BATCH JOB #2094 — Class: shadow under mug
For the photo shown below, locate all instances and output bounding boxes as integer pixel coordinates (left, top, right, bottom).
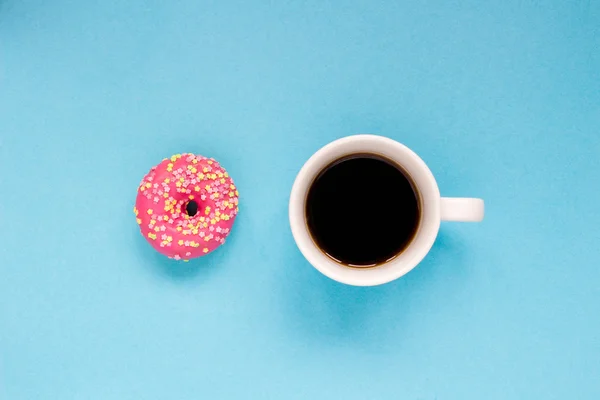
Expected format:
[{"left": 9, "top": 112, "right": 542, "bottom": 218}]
[{"left": 289, "top": 135, "right": 484, "bottom": 286}]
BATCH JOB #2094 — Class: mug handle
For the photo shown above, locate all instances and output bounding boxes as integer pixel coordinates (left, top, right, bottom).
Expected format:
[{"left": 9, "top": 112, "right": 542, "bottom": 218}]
[{"left": 440, "top": 197, "right": 484, "bottom": 222}]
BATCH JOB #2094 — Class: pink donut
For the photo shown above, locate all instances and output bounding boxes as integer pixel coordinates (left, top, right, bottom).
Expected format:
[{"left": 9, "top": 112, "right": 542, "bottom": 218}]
[{"left": 134, "top": 153, "right": 239, "bottom": 261}]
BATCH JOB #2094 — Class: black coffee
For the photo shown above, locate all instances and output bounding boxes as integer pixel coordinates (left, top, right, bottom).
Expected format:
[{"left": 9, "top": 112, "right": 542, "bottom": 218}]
[{"left": 306, "top": 154, "right": 420, "bottom": 267}]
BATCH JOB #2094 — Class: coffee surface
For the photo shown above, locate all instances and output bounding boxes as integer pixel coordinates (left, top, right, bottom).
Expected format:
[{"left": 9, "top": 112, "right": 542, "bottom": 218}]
[{"left": 306, "top": 154, "right": 420, "bottom": 266}]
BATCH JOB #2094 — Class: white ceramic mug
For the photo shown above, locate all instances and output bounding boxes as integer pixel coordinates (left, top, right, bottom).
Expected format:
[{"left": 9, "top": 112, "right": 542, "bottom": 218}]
[{"left": 289, "top": 135, "right": 484, "bottom": 286}]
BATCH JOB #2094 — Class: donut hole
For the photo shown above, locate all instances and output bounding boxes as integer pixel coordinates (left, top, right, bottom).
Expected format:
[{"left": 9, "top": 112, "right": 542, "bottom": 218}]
[{"left": 185, "top": 200, "right": 199, "bottom": 217}]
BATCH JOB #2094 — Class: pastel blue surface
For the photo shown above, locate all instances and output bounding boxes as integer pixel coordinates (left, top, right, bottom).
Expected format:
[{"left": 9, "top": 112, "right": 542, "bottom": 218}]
[{"left": 1, "top": 0, "right": 599, "bottom": 398}]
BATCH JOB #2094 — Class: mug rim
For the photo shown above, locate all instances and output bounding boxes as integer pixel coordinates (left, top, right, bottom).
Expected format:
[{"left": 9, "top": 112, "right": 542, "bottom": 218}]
[{"left": 289, "top": 135, "right": 441, "bottom": 286}]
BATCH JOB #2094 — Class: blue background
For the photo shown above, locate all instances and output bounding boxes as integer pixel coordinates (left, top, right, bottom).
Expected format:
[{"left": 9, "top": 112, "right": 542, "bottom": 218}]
[{"left": 1, "top": 0, "right": 599, "bottom": 399}]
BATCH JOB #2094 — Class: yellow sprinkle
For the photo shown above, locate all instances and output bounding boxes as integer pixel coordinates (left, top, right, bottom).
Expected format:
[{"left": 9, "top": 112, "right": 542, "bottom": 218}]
[
  {"left": 208, "top": 160, "right": 213, "bottom": 164},
  {"left": 210, "top": 174, "right": 216, "bottom": 179},
  {"left": 222, "top": 215, "right": 229, "bottom": 221},
  {"left": 228, "top": 192, "right": 234, "bottom": 197},
  {"left": 150, "top": 219, "right": 156, "bottom": 225},
  {"left": 154, "top": 226, "right": 160, "bottom": 232},
  {"left": 203, "top": 223, "right": 208, "bottom": 228},
  {"left": 183, "top": 260, "right": 189, "bottom": 262},
  {"left": 195, "top": 186, "right": 200, "bottom": 192},
  {"left": 164, "top": 178, "right": 170, "bottom": 183},
  {"left": 189, "top": 195, "right": 194, "bottom": 200},
  {"left": 210, "top": 219, "right": 216, "bottom": 225},
  {"left": 204, "top": 236, "right": 210, "bottom": 241},
  {"left": 145, "top": 182, "right": 151, "bottom": 188},
  {"left": 224, "top": 172, "right": 229, "bottom": 178},
  {"left": 163, "top": 215, "right": 169, "bottom": 221},
  {"left": 191, "top": 167, "right": 197, "bottom": 173},
  {"left": 148, "top": 233, "right": 157, "bottom": 240},
  {"left": 203, "top": 248, "right": 209, "bottom": 253},
  {"left": 147, "top": 209, "right": 153, "bottom": 215},
  {"left": 178, "top": 240, "right": 184, "bottom": 245},
  {"left": 163, "top": 193, "right": 169, "bottom": 198},
  {"left": 230, "top": 184, "right": 235, "bottom": 189},
  {"left": 220, "top": 178, "right": 226, "bottom": 184},
  {"left": 192, "top": 229, "right": 199, "bottom": 235},
  {"left": 204, "top": 206, "right": 211, "bottom": 215},
  {"left": 199, "top": 173, "right": 205, "bottom": 179},
  {"left": 192, "top": 159, "right": 198, "bottom": 164},
  {"left": 235, "top": 190, "right": 239, "bottom": 196},
  {"left": 136, "top": 218, "right": 141, "bottom": 224},
  {"left": 167, "top": 236, "right": 172, "bottom": 242},
  {"left": 228, "top": 204, "right": 234, "bottom": 209},
  {"left": 176, "top": 181, "right": 182, "bottom": 187},
  {"left": 170, "top": 156, "right": 177, "bottom": 162},
  {"left": 205, "top": 185, "right": 211, "bottom": 191},
  {"left": 133, "top": 207, "right": 138, "bottom": 215},
  {"left": 176, "top": 226, "right": 182, "bottom": 232},
  {"left": 203, "top": 167, "right": 209, "bottom": 173}
]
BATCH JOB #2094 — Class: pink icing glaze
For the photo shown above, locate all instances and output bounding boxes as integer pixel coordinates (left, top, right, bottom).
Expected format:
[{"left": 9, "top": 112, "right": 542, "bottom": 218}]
[{"left": 134, "top": 153, "right": 239, "bottom": 260}]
